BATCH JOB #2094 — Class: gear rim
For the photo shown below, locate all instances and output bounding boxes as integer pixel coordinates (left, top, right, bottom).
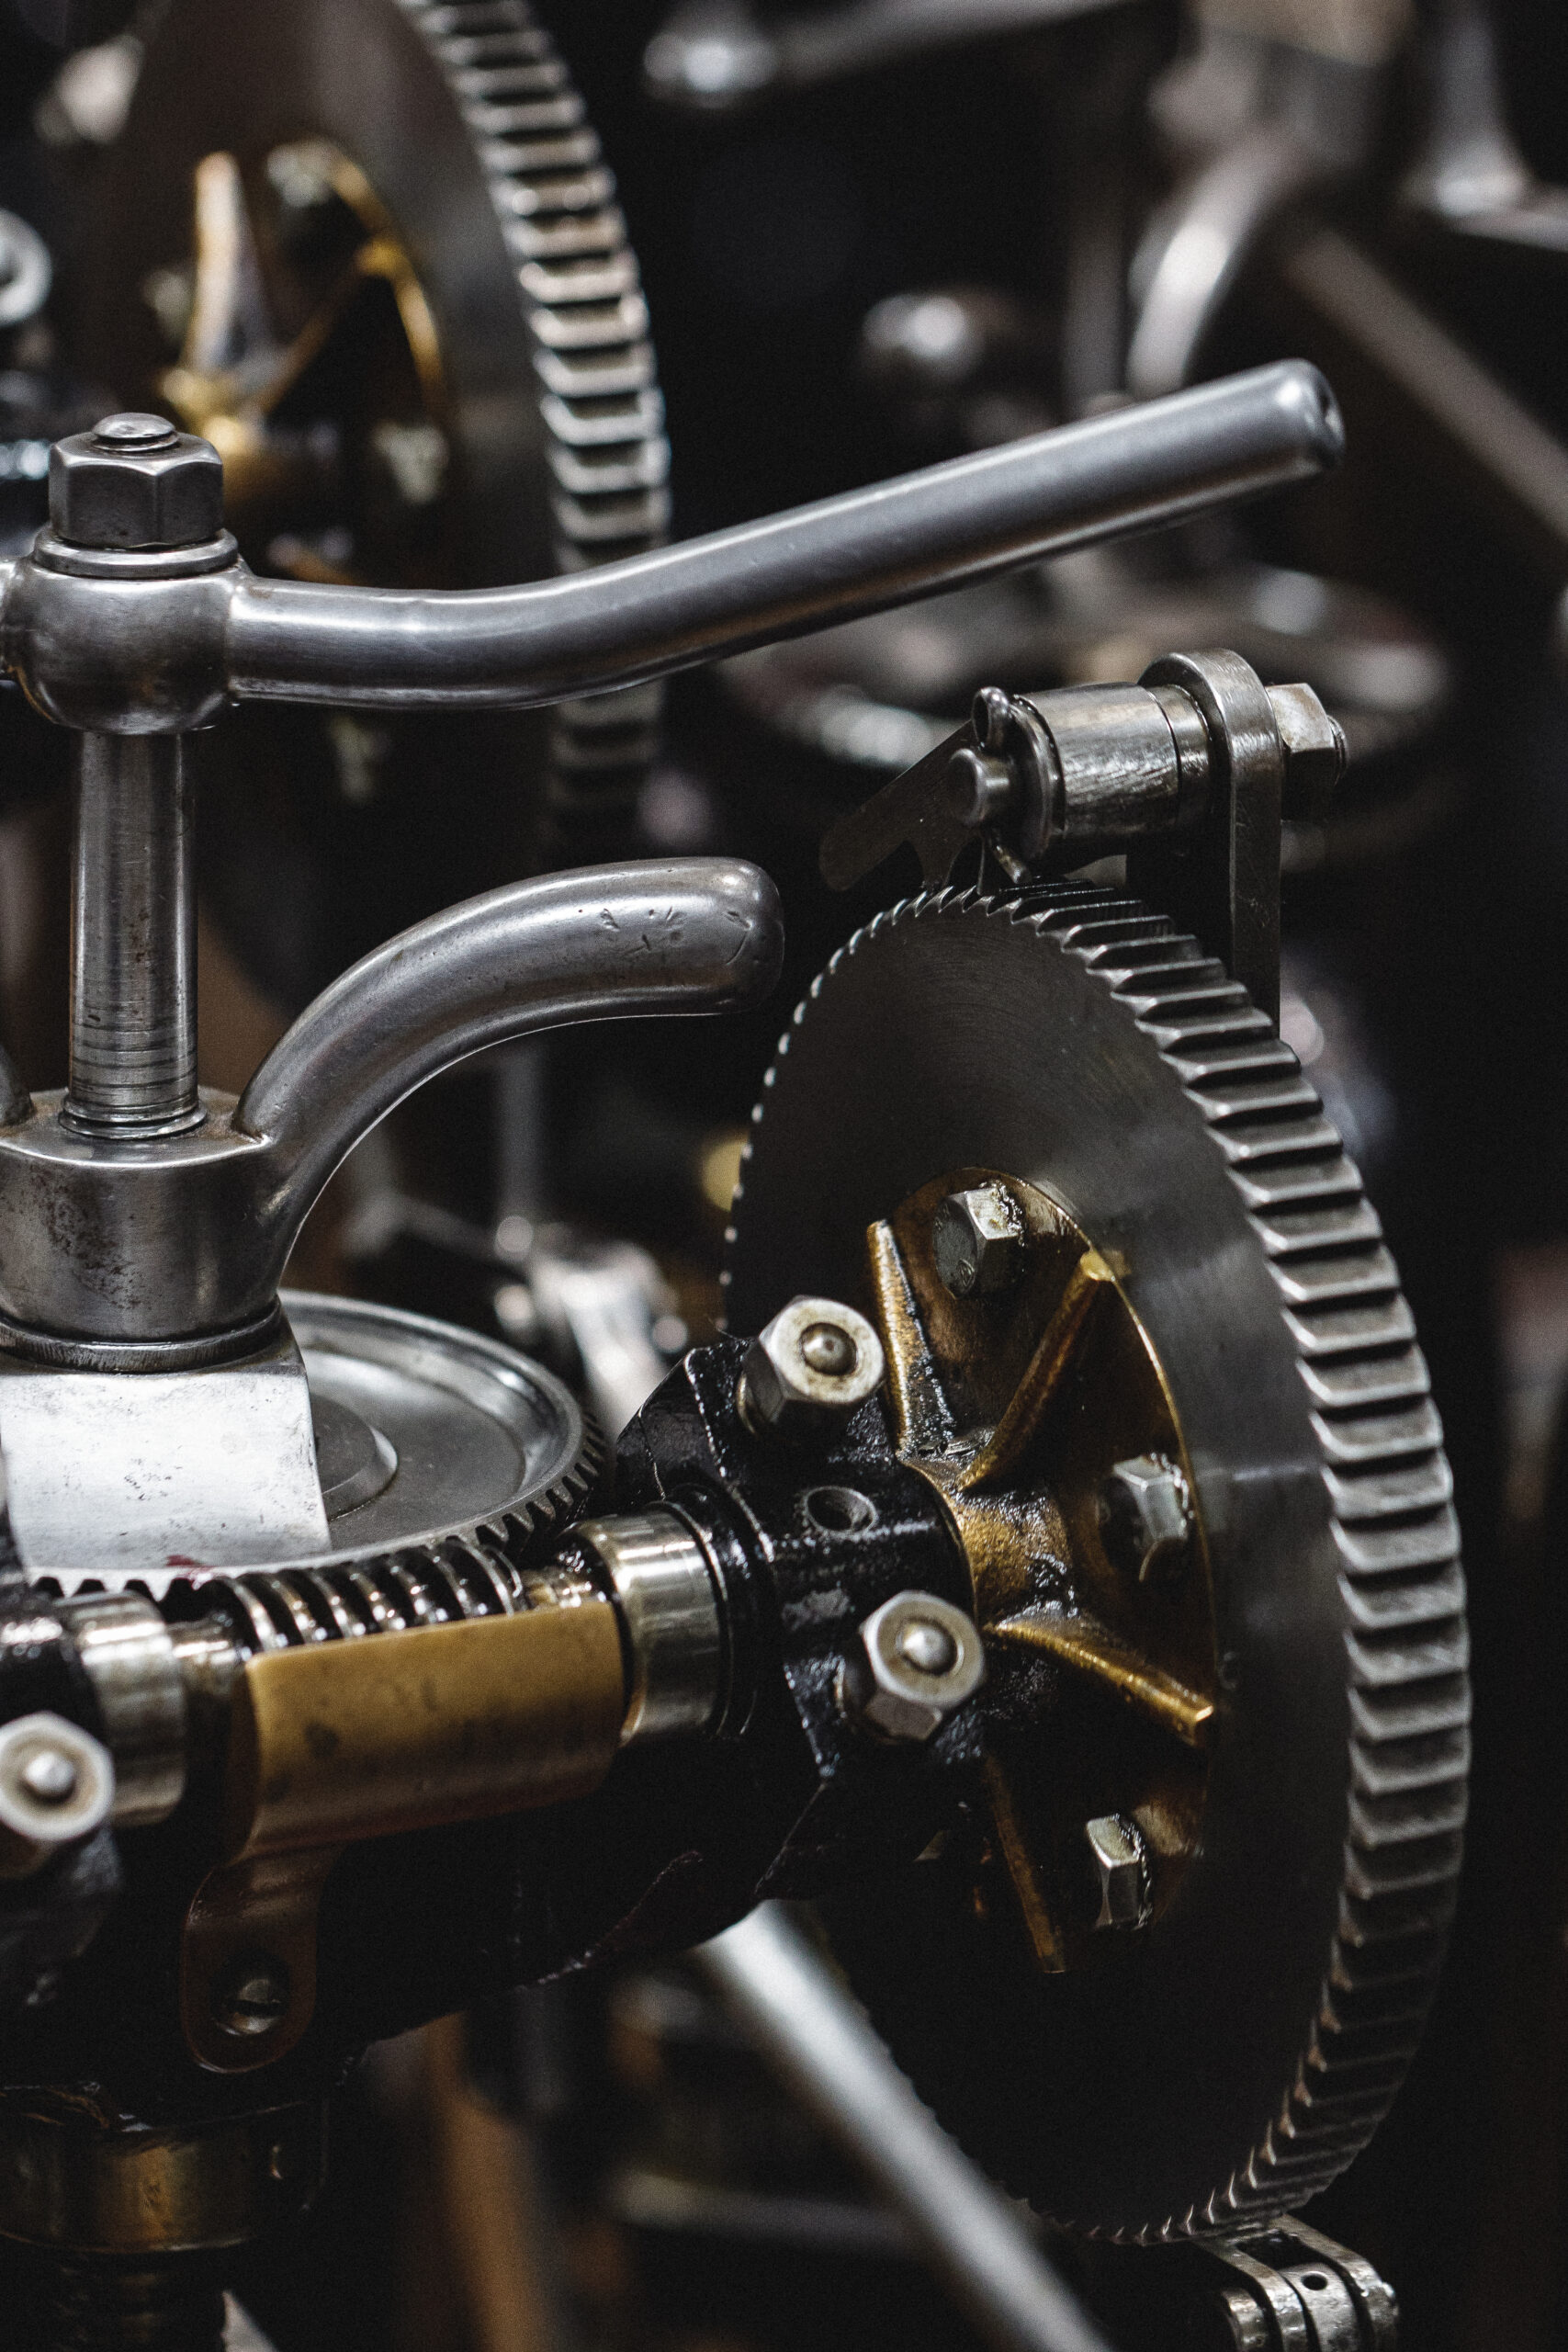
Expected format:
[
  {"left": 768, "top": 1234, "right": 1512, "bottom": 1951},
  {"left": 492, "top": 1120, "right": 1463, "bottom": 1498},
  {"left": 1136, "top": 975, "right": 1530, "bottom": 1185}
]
[{"left": 724, "top": 880, "right": 1467, "bottom": 2240}]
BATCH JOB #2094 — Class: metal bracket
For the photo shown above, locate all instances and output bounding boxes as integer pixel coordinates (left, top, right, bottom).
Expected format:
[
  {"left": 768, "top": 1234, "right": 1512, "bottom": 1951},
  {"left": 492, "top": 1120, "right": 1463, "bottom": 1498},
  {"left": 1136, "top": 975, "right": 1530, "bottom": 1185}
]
[
  {"left": 819, "top": 649, "right": 1343, "bottom": 1028},
  {"left": 1126, "top": 648, "right": 1285, "bottom": 1027}
]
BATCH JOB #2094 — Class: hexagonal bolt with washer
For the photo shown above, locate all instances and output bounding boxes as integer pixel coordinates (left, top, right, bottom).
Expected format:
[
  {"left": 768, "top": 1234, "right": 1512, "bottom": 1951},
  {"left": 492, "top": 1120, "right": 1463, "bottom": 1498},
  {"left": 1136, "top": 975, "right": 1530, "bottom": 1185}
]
[
  {"left": 1085, "top": 1813, "right": 1150, "bottom": 1930},
  {"left": 738, "top": 1295, "right": 886, "bottom": 1442},
  {"left": 840, "top": 1589, "right": 986, "bottom": 1743},
  {"left": 1265, "top": 681, "right": 1346, "bottom": 816},
  {"left": 0, "top": 1711, "right": 115, "bottom": 1877},
  {"left": 1098, "top": 1453, "right": 1193, "bottom": 1583},
  {"left": 50, "top": 413, "right": 224, "bottom": 552},
  {"left": 931, "top": 1182, "right": 1025, "bottom": 1298}
]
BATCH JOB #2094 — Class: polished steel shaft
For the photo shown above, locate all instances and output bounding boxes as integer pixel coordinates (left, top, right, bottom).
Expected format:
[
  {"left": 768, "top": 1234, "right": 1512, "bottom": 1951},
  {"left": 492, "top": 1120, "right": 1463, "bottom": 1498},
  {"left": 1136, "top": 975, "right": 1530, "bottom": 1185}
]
[
  {"left": 65, "top": 735, "right": 197, "bottom": 1136},
  {"left": 224, "top": 363, "right": 1340, "bottom": 712},
  {"left": 700, "top": 1906, "right": 1113, "bottom": 2352}
]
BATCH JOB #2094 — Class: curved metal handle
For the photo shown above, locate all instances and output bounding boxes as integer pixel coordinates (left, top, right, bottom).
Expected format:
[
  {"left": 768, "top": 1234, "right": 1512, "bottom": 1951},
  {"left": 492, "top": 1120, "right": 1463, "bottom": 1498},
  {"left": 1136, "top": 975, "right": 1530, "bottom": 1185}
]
[
  {"left": 225, "top": 363, "right": 1342, "bottom": 712},
  {"left": 239, "top": 858, "right": 783, "bottom": 1278}
]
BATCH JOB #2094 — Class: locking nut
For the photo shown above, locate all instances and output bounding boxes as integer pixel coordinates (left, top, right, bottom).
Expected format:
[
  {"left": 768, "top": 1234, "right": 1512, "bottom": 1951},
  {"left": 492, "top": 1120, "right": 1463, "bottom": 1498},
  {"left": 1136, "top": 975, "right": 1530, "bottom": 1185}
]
[
  {"left": 1085, "top": 1813, "right": 1150, "bottom": 1929},
  {"left": 1266, "top": 682, "right": 1346, "bottom": 818},
  {"left": 931, "top": 1182, "right": 1025, "bottom": 1298},
  {"left": 738, "top": 1295, "right": 886, "bottom": 1442},
  {"left": 50, "top": 413, "right": 225, "bottom": 551},
  {"left": 840, "top": 1589, "right": 986, "bottom": 1743},
  {"left": 1098, "top": 1453, "right": 1192, "bottom": 1583},
  {"left": 0, "top": 1712, "right": 115, "bottom": 1877}
]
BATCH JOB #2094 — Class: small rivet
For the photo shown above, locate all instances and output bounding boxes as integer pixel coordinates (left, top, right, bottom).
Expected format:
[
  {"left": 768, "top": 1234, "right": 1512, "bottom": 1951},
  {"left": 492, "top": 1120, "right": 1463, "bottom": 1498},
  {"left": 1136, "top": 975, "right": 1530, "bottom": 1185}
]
[
  {"left": 896, "top": 1618, "right": 959, "bottom": 1677},
  {"left": 800, "top": 1321, "right": 856, "bottom": 1377},
  {"left": 92, "top": 413, "right": 178, "bottom": 448},
  {"left": 18, "top": 1747, "right": 78, "bottom": 1806}
]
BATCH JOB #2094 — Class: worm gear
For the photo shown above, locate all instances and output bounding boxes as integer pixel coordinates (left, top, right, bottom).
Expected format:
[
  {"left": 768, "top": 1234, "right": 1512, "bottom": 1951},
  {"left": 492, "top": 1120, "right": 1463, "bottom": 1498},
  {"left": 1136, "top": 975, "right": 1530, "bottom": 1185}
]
[
  {"left": 725, "top": 881, "right": 1467, "bottom": 2241},
  {"left": 72, "top": 0, "right": 670, "bottom": 1001}
]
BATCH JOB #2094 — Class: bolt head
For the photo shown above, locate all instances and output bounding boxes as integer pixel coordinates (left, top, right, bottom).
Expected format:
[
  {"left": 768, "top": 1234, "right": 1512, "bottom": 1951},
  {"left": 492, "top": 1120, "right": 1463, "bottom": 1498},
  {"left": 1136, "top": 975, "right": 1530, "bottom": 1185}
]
[
  {"left": 943, "top": 746, "right": 1014, "bottom": 830},
  {"left": 931, "top": 1183, "right": 1025, "bottom": 1299},
  {"left": 0, "top": 1713, "right": 115, "bottom": 1860},
  {"left": 50, "top": 414, "right": 224, "bottom": 550},
  {"left": 739, "top": 1295, "right": 886, "bottom": 1441},
  {"left": 19, "top": 1747, "right": 77, "bottom": 1805},
  {"left": 842, "top": 1590, "right": 986, "bottom": 1743},
  {"left": 1098, "top": 1453, "right": 1192, "bottom": 1582},
  {"left": 800, "top": 1320, "right": 856, "bottom": 1377},
  {"left": 896, "top": 1616, "right": 958, "bottom": 1676},
  {"left": 1266, "top": 681, "right": 1345, "bottom": 816},
  {"left": 1085, "top": 1813, "right": 1149, "bottom": 1929}
]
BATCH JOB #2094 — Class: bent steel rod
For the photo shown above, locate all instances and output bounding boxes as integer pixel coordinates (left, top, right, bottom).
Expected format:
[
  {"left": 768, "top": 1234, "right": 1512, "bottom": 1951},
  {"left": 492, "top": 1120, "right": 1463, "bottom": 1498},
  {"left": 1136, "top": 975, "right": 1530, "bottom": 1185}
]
[{"left": 225, "top": 362, "right": 1340, "bottom": 712}]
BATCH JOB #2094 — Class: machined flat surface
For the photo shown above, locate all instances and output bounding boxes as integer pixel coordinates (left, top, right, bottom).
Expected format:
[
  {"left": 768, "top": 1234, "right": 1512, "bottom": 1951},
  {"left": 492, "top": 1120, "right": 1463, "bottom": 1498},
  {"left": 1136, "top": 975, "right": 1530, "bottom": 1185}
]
[{"left": 19, "top": 1294, "right": 589, "bottom": 1590}]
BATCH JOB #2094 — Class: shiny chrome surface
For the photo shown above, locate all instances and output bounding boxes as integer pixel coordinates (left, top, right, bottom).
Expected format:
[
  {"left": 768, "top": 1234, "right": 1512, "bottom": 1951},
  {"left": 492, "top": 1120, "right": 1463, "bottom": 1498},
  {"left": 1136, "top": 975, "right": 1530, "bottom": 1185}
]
[
  {"left": 575, "top": 1509, "right": 727, "bottom": 1744},
  {"left": 54, "top": 1592, "right": 187, "bottom": 1825},
  {"left": 0, "top": 858, "right": 782, "bottom": 1351},
  {"left": 27, "top": 1292, "right": 592, "bottom": 1599},
  {"left": 699, "top": 1905, "right": 1111, "bottom": 2352},
  {"left": 2, "top": 1321, "right": 330, "bottom": 1583},
  {"left": 1, "top": 364, "right": 1341, "bottom": 732},
  {"left": 222, "top": 364, "right": 1341, "bottom": 713},
  {"left": 238, "top": 859, "right": 781, "bottom": 1261}
]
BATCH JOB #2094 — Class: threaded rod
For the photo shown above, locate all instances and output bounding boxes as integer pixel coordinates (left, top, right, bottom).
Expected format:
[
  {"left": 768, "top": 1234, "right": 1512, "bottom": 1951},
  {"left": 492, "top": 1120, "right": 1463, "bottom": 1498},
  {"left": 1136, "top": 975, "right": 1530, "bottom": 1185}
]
[{"left": 64, "top": 733, "right": 198, "bottom": 1136}]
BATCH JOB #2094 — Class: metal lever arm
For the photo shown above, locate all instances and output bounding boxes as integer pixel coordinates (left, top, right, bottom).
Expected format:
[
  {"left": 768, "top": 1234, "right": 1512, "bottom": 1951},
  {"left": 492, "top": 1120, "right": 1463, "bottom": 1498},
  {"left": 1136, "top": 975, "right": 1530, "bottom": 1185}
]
[
  {"left": 0, "top": 859, "right": 783, "bottom": 1353},
  {"left": 227, "top": 362, "right": 1340, "bottom": 710},
  {"left": 2, "top": 364, "right": 1341, "bottom": 732},
  {"left": 237, "top": 860, "right": 781, "bottom": 1261}
]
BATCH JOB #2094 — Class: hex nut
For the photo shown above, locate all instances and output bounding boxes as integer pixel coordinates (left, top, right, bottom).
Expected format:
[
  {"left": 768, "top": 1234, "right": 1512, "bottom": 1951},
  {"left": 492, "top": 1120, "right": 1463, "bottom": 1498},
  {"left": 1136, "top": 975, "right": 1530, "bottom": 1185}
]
[
  {"left": 840, "top": 1589, "right": 986, "bottom": 1743},
  {"left": 1098, "top": 1453, "right": 1192, "bottom": 1583},
  {"left": 1266, "top": 681, "right": 1346, "bottom": 816},
  {"left": 0, "top": 1712, "right": 115, "bottom": 1876},
  {"left": 931, "top": 1182, "right": 1025, "bottom": 1298},
  {"left": 739, "top": 1295, "right": 886, "bottom": 1442},
  {"left": 50, "top": 414, "right": 225, "bottom": 551},
  {"left": 1085, "top": 1813, "right": 1149, "bottom": 1929}
]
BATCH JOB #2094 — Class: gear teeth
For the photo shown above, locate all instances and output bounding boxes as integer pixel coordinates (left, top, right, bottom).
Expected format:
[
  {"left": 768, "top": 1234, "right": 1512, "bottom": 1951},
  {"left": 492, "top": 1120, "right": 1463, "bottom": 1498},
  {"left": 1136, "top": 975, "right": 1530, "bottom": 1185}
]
[
  {"left": 165, "top": 1412, "right": 604, "bottom": 1657},
  {"left": 732, "top": 882, "right": 1466, "bottom": 2244},
  {"left": 1009, "top": 881, "right": 1469, "bottom": 2238},
  {"left": 399, "top": 0, "right": 669, "bottom": 836}
]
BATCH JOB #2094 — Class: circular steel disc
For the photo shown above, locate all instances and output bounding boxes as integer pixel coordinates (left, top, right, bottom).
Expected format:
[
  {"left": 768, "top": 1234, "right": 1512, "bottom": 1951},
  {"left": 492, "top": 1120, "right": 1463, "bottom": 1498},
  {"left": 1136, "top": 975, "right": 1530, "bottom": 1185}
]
[
  {"left": 726, "top": 883, "right": 1467, "bottom": 2239},
  {"left": 286, "top": 1292, "right": 594, "bottom": 1571}
]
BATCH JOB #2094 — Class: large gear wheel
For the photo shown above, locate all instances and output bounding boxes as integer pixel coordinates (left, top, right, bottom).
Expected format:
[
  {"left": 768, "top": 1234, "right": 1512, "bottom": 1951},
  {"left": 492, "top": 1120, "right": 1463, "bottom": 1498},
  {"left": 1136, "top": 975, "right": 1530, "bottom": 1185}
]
[
  {"left": 72, "top": 0, "right": 669, "bottom": 1004},
  {"left": 725, "top": 882, "right": 1467, "bottom": 2241}
]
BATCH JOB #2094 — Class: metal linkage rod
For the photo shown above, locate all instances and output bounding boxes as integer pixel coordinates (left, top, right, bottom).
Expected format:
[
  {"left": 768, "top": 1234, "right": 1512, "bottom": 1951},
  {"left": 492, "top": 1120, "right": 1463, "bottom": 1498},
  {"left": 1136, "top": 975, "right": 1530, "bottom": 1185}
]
[
  {"left": 226, "top": 363, "right": 1340, "bottom": 713},
  {"left": 66, "top": 734, "right": 197, "bottom": 1136},
  {"left": 698, "top": 1905, "right": 1115, "bottom": 2352}
]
